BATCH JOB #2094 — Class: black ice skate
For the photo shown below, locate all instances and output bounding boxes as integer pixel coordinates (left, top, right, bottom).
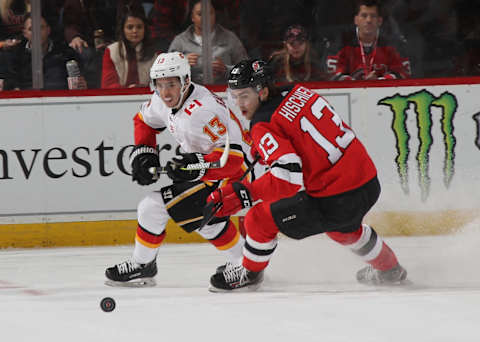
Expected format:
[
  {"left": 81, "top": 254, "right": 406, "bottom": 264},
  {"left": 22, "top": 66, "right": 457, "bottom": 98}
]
[
  {"left": 105, "top": 259, "right": 157, "bottom": 287},
  {"left": 209, "top": 265, "right": 264, "bottom": 292},
  {"left": 356, "top": 264, "right": 407, "bottom": 285}
]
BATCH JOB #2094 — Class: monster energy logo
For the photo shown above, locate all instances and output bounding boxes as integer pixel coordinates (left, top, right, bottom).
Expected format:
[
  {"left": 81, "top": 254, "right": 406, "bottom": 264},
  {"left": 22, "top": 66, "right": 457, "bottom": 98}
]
[{"left": 378, "top": 90, "right": 457, "bottom": 201}]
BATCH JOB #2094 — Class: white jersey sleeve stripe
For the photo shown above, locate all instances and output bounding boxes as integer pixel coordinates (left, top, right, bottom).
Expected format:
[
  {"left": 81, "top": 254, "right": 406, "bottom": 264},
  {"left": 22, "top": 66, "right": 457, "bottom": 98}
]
[{"left": 270, "top": 153, "right": 304, "bottom": 187}]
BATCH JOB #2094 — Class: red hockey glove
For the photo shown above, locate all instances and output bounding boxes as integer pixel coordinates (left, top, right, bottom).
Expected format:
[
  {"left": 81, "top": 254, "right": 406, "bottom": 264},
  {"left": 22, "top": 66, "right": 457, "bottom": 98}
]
[{"left": 207, "top": 182, "right": 253, "bottom": 217}]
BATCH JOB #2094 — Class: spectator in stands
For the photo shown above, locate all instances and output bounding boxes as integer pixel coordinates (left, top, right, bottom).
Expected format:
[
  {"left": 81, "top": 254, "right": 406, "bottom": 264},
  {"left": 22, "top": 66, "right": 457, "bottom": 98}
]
[
  {"left": 4, "top": 13, "right": 82, "bottom": 90},
  {"left": 238, "top": 0, "right": 312, "bottom": 60},
  {"left": 63, "top": 0, "right": 143, "bottom": 88},
  {"left": 0, "top": 0, "right": 63, "bottom": 84},
  {"left": 101, "top": 7, "right": 157, "bottom": 88},
  {"left": 269, "top": 24, "right": 328, "bottom": 84},
  {"left": 168, "top": 0, "right": 248, "bottom": 84},
  {"left": 326, "top": 0, "right": 411, "bottom": 81},
  {"left": 149, "top": 0, "right": 240, "bottom": 53}
]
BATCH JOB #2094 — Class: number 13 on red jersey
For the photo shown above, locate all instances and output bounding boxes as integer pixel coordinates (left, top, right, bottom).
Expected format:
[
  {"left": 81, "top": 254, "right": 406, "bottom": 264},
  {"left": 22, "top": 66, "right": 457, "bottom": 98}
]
[
  {"left": 258, "top": 97, "right": 355, "bottom": 165},
  {"left": 300, "top": 98, "right": 355, "bottom": 164}
]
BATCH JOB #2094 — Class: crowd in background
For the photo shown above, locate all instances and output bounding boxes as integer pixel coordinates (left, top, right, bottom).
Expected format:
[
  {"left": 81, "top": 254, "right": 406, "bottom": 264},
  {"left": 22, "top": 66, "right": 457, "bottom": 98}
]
[{"left": 0, "top": 0, "right": 479, "bottom": 91}]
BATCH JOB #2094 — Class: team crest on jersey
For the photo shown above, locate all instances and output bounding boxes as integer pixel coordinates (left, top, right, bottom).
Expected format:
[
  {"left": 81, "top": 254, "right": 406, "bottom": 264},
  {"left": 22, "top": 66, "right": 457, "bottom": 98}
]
[
  {"left": 158, "top": 57, "right": 165, "bottom": 64},
  {"left": 252, "top": 61, "right": 261, "bottom": 72},
  {"left": 184, "top": 99, "right": 202, "bottom": 115}
]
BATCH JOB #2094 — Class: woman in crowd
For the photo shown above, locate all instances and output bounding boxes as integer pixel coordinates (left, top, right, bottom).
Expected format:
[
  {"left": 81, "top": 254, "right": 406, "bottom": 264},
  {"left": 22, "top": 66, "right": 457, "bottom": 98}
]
[
  {"left": 101, "top": 7, "right": 157, "bottom": 88},
  {"left": 269, "top": 24, "right": 327, "bottom": 84},
  {"left": 168, "top": 0, "right": 248, "bottom": 84}
]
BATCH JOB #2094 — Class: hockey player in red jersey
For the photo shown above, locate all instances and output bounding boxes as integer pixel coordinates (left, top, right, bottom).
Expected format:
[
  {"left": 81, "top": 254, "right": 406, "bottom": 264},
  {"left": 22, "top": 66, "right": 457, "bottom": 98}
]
[
  {"left": 326, "top": 0, "right": 411, "bottom": 81},
  {"left": 105, "top": 52, "right": 253, "bottom": 287},
  {"left": 206, "top": 59, "right": 407, "bottom": 291}
]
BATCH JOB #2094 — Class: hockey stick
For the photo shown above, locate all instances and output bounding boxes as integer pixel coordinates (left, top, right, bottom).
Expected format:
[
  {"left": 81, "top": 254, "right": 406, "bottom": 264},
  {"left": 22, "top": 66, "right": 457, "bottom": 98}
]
[
  {"left": 199, "top": 153, "right": 261, "bottom": 229},
  {"left": 149, "top": 131, "right": 230, "bottom": 177}
]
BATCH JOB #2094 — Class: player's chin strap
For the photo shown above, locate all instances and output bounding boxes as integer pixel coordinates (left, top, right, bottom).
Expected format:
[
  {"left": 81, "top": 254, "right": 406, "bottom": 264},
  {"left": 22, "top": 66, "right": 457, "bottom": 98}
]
[
  {"left": 172, "top": 78, "right": 191, "bottom": 110},
  {"left": 149, "top": 130, "right": 230, "bottom": 178}
]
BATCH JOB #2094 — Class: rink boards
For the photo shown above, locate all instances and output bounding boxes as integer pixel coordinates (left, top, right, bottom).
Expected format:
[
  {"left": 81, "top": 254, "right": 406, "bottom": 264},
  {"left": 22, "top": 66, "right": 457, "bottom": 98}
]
[{"left": 1, "top": 78, "right": 480, "bottom": 247}]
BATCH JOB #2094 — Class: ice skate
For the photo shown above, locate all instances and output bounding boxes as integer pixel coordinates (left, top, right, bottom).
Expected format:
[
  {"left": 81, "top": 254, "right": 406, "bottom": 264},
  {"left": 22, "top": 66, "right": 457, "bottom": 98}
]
[
  {"left": 209, "top": 264, "right": 264, "bottom": 292},
  {"left": 356, "top": 264, "right": 407, "bottom": 286},
  {"left": 105, "top": 259, "right": 157, "bottom": 287}
]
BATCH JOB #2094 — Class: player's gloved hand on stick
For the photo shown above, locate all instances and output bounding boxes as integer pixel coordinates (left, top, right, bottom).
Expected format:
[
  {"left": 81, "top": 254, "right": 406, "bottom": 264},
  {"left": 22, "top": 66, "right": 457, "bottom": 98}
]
[
  {"left": 130, "top": 145, "right": 160, "bottom": 186},
  {"left": 207, "top": 182, "right": 253, "bottom": 217},
  {"left": 166, "top": 152, "right": 206, "bottom": 182}
]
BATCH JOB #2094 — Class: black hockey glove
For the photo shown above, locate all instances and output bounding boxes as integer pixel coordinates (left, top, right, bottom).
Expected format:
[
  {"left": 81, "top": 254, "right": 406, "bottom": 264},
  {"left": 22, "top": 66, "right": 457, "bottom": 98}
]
[
  {"left": 130, "top": 145, "right": 160, "bottom": 186},
  {"left": 166, "top": 152, "right": 206, "bottom": 182}
]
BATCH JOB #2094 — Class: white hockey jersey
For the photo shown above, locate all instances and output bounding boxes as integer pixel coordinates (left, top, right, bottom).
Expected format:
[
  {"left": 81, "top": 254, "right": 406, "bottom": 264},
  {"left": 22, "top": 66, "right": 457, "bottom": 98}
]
[{"left": 136, "top": 83, "right": 254, "bottom": 182}]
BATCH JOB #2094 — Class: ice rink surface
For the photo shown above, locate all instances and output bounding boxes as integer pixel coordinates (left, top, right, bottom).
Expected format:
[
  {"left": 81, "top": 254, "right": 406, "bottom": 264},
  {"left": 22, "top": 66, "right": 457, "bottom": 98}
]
[{"left": 1, "top": 221, "right": 480, "bottom": 342}]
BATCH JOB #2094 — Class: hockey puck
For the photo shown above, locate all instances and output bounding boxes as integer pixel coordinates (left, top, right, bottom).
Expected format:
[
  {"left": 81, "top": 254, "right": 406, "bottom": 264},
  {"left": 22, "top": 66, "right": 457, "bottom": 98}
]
[{"left": 100, "top": 297, "right": 116, "bottom": 312}]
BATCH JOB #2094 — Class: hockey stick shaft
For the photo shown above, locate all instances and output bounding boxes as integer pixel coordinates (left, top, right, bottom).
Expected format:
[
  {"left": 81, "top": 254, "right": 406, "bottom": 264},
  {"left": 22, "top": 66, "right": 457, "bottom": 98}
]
[{"left": 149, "top": 131, "right": 230, "bottom": 177}]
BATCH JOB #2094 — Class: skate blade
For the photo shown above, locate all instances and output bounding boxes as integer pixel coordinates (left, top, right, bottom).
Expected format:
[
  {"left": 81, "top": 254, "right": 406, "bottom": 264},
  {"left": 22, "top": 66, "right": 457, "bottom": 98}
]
[
  {"left": 358, "top": 278, "right": 412, "bottom": 287},
  {"left": 104, "top": 278, "right": 156, "bottom": 288},
  {"left": 208, "top": 282, "right": 262, "bottom": 293}
]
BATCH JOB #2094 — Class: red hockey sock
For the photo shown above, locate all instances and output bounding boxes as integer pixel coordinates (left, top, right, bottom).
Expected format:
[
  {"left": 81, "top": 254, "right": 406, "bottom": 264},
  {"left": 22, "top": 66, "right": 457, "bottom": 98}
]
[
  {"left": 327, "top": 224, "right": 398, "bottom": 271},
  {"left": 242, "top": 202, "right": 278, "bottom": 272}
]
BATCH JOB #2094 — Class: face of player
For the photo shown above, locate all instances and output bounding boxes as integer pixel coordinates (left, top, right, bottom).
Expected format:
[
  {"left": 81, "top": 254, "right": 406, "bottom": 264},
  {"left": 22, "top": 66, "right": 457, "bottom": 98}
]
[
  {"left": 124, "top": 16, "right": 145, "bottom": 47},
  {"left": 191, "top": 2, "right": 216, "bottom": 34},
  {"left": 230, "top": 88, "right": 261, "bottom": 120},
  {"left": 354, "top": 5, "right": 382, "bottom": 40},
  {"left": 285, "top": 40, "right": 307, "bottom": 60},
  {"left": 155, "top": 77, "right": 183, "bottom": 108}
]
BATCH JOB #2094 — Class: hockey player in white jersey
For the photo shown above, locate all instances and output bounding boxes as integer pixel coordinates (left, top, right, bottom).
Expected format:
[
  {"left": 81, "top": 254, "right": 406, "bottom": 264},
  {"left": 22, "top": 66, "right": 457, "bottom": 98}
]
[{"left": 105, "top": 52, "right": 253, "bottom": 287}]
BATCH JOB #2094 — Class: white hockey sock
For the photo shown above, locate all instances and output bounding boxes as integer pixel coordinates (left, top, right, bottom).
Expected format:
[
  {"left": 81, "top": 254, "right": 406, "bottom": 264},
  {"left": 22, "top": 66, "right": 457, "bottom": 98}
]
[
  {"left": 133, "top": 240, "right": 159, "bottom": 265},
  {"left": 225, "top": 233, "right": 245, "bottom": 265}
]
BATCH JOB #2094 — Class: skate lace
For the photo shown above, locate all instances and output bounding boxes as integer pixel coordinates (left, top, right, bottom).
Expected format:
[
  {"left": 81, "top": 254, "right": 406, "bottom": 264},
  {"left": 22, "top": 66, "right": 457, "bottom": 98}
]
[
  {"left": 363, "top": 265, "right": 377, "bottom": 281},
  {"left": 116, "top": 260, "right": 139, "bottom": 275},
  {"left": 223, "top": 265, "right": 245, "bottom": 283}
]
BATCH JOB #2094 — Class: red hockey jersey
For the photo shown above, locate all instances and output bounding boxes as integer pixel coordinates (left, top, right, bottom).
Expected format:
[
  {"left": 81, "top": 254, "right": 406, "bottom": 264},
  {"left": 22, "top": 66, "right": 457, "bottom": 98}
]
[{"left": 249, "top": 85, "right": 377, "bottom": 202}]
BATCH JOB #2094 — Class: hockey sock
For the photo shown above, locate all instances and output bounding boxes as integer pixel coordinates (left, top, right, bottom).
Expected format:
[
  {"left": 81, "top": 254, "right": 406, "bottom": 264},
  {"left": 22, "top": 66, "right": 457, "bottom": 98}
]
[
  {"left": 198, "top": 219, "right": 244, "bottom": 263},
  {"left": 133, "top": 224, "right": 166, "bottom": 264},
  {"left": 326, "top": 224, "right": 398, "bottom": 271},
  {"left": 242, "top": 202, "right": 279, "bottom": 272}
]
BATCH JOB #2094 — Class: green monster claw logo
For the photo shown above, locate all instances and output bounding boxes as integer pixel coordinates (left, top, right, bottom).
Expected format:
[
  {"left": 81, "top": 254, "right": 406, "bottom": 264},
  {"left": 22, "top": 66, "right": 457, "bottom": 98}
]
[{"left": 378, "top": 90, "right": 457, "bottom": 201}]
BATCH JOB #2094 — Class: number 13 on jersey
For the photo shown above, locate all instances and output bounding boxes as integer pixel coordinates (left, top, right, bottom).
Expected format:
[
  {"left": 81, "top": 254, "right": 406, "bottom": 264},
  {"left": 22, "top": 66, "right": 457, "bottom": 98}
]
[
  {"left": 258, "top": 97, "right": 356, "bottom": 165},
  {"left": 300, "top": 97, "right": 355, "bottom": 164}
]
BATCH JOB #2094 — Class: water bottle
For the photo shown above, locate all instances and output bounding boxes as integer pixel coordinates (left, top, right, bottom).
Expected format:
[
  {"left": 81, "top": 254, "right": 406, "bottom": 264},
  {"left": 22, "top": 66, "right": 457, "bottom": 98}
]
[
  {"left": 66, "top": 60, "right": 85, "bottom": 89},
  {"left": 66, "top": 60, "right": 81, "bottom": 78}
]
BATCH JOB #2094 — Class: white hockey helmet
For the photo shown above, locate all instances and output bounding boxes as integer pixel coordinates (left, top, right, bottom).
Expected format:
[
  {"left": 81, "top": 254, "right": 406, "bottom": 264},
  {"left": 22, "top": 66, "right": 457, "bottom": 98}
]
[
  {"left": 150, "top": 52, "right": 191, "bottom": 90},
  {"left": 150, "top": 52, "right": 192, "bottom": 109}
]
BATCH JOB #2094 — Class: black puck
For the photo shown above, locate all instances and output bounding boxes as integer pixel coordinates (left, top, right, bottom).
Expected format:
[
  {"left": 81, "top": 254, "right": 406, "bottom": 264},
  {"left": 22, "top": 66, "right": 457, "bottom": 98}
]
[{"left": 100, "top": 297, "right": 116, "bottom": 312}]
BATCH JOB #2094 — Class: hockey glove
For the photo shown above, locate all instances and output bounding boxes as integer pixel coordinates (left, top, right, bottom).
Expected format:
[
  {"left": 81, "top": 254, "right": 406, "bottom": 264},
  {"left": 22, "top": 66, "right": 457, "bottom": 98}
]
[
  {"left": 166, "top": 152, "right": 206, "bottom": 182},
  {"left": 206, "top": 182, "right": 253, "bottom": 217},
  {"left": 130, "top": 145, "right": 160, "bottom": 186}
]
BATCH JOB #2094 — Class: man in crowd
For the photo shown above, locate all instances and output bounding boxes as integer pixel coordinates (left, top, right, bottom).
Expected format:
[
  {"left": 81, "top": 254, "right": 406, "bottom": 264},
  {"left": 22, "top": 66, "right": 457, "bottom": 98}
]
[
  {"left": 326, "top": 0, "right": 411, "bottom": 80},
  {"left": 4, "top": 13, "right": 82, "bottom": 90}
]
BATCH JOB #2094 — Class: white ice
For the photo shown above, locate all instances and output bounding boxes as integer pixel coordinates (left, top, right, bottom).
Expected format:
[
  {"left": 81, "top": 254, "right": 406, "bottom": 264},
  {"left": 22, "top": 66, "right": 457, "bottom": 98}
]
[{"left": 1, "top": 221, "right": 480, "bottom": 342}]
